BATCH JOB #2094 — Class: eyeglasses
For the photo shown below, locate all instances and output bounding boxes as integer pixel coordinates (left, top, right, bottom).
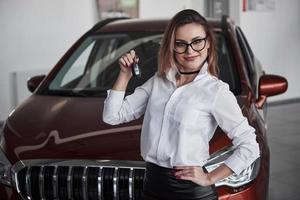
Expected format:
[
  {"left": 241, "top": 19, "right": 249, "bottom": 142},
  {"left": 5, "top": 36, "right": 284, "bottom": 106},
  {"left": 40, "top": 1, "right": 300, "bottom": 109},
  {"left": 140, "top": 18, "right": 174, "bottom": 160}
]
[{"left": 174, "top": 37, "right": 207, "bottom": 54}]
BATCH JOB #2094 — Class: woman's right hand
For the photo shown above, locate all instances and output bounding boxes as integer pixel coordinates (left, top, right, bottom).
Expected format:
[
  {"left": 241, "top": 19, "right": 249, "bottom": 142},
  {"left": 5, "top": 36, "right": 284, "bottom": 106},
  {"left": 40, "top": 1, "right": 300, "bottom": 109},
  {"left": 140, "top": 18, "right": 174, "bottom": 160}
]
[
  {"left": 118, "top": 50, "right": 138, "bottom": 77},
  {"left": 113, "top": 50, "right": 138, "bottom": 91}
]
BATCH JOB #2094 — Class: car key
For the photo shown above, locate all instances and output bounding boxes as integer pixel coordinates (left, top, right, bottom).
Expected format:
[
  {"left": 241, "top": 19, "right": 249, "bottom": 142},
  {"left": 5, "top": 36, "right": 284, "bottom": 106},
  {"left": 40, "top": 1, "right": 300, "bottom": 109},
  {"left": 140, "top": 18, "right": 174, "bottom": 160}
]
[{"left": 132, "top": 55, "right": 141, "bottom": 78}]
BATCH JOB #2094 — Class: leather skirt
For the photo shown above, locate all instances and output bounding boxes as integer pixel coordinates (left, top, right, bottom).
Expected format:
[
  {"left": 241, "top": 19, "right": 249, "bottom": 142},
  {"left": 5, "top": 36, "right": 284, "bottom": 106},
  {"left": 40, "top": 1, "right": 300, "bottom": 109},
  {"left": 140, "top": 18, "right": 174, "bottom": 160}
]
[{"left": 142, "top": 162, "right": 218, "bottom": 200}]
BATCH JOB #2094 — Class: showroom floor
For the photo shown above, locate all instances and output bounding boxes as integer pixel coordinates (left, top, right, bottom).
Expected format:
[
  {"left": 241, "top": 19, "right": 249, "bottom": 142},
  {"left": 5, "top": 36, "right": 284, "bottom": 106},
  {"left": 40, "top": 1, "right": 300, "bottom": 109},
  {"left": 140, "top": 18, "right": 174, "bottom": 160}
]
[
  {"left": 268, "top": 101, "right": 300, "bottom": 200},
  {"left": 0, "top": 102, "right": 299, "bottom": 199}
]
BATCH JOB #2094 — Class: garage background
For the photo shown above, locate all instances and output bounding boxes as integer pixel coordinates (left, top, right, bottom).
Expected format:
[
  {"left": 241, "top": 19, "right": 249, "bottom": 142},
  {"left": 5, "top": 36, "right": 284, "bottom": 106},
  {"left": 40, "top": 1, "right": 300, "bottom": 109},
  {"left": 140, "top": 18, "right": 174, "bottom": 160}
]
[{"left": 0, "top": 0, "right": 299, "bottom": 122}]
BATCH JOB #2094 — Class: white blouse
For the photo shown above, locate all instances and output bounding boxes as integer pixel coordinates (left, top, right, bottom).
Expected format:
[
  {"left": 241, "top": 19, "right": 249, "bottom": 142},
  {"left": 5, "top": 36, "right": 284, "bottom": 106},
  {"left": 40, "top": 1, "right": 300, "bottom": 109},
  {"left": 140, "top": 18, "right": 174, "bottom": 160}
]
[{"left": 102, "top": 63, "right": 260, "bottom": 175}]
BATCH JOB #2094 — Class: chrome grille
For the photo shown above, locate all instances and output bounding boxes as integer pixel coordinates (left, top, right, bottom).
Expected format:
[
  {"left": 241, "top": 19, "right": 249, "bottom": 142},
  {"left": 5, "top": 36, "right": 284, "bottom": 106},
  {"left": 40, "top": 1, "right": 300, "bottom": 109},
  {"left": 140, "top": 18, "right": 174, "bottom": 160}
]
[{"left": 11, "top": 160, "right": 146, "bottom": 200}]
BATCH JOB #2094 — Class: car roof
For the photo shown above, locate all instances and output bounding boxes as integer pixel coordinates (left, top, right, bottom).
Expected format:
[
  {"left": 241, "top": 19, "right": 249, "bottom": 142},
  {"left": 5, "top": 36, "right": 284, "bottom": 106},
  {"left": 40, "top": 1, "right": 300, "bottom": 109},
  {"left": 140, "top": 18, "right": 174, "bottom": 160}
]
[{"left": 94, "top": 17, "right": 227, "bottom": 33}]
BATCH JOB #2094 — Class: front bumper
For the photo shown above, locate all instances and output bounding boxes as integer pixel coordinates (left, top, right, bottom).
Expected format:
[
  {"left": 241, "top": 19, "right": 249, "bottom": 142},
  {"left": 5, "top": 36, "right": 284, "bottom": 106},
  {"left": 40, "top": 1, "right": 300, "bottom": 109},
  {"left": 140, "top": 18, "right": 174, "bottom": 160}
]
[{"left": 0, "top": 158, "right": 268, "bottom": 200}]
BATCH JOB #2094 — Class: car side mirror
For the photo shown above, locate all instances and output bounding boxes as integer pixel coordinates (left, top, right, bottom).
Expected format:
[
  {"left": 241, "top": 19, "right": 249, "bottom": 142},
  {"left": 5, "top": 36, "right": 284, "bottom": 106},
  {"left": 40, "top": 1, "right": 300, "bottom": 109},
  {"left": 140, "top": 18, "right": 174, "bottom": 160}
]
[
  {"left": 27, "top": 75, "right": 46, "bottom": 93},
  {"left": 255, "top": 74, "right": 288, "bottom": 109}
]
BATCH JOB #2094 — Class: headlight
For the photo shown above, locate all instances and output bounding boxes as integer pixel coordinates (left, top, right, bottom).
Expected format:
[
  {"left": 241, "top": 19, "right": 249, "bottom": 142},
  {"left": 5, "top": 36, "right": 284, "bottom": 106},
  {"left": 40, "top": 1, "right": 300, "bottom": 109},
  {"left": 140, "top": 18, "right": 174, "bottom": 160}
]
[
  {"left": 0, "top": 125, "right": 12, "bottom": 187},
  {"left": 0, "top": 121, "right": 5, "bottom": 148},
  {"left": 204, "top": 145, "right": 260, "bottom": 188}
]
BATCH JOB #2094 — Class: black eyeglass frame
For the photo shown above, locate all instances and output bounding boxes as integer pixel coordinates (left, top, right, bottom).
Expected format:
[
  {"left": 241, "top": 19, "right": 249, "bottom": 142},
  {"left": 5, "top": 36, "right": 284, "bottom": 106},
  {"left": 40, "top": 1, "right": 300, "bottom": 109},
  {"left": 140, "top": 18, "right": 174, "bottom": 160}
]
[{"left": 173, "top": 37, "right": 207, "bottom": 54}]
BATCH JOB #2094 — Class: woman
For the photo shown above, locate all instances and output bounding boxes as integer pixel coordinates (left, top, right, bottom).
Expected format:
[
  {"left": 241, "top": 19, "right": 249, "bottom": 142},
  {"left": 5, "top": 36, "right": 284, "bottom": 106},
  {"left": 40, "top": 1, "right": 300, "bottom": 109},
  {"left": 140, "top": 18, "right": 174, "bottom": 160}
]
[{"left": 103, "top": 9, "right": 260, "bottom": 200}]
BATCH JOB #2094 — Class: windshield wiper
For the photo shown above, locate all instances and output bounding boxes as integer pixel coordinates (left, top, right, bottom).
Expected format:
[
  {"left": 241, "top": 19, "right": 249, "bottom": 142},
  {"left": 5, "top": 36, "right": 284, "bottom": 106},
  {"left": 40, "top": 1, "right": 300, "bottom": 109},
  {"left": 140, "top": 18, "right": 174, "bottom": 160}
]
[
  {"left": 66, "top": 90, "right": 90, "bottom": 97},
  {"left": 40, "top": 89, "right": 107, "bottom": 97}
]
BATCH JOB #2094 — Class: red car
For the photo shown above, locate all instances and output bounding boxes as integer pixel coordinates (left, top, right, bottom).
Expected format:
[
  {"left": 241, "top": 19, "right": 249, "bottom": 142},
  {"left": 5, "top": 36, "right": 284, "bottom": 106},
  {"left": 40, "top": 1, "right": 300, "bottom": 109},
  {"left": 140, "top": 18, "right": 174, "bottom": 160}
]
[{"left": 0, "top": 16, "right": 287, "bottom": 200}]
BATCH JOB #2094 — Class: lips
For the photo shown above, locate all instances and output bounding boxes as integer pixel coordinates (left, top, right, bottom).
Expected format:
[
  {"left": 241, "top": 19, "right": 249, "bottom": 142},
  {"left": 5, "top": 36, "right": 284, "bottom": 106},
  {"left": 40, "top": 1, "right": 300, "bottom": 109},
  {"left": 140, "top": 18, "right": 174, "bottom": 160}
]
[{"left": 184, "top": 55, "right": 199, "bottom": 61}]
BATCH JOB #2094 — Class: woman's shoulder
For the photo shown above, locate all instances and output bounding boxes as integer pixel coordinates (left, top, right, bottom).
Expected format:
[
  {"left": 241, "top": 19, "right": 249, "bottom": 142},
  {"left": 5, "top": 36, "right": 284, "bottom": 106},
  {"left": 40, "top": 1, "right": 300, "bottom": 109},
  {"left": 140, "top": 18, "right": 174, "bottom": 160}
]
[{"left": 205, "top": 74, "right": 230, "bottom": 93}]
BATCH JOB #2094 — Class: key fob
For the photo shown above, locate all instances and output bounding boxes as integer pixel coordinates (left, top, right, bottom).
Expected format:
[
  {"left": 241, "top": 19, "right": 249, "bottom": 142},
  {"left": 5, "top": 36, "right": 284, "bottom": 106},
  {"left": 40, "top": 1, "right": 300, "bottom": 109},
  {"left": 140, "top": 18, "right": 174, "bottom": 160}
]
[{"left": 132, "top": 62, "right": 141, "bottom": 78}]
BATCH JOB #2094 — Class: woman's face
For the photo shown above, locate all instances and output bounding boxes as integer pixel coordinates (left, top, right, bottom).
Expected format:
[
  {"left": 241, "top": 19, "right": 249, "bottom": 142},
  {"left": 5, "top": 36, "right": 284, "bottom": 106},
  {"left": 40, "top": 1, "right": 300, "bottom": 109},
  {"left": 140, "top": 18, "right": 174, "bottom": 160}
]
[{"left": 174, "top": 22, "right": 209, "bottom": 71}]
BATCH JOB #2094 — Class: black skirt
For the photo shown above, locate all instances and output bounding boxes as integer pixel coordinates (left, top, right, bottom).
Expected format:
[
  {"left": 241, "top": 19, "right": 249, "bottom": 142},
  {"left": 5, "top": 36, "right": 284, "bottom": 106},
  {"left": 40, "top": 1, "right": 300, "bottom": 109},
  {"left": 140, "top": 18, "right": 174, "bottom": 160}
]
[{"left": 142, "top": 162, "right": 218, "bottom": 200}]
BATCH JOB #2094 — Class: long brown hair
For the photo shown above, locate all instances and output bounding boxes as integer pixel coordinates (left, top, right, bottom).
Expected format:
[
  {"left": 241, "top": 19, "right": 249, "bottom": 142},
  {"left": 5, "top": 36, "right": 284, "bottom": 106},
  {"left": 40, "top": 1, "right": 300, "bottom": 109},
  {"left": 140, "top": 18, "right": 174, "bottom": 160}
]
[{"left": 158, "top": 9, "right": 218, "bottom": 77}]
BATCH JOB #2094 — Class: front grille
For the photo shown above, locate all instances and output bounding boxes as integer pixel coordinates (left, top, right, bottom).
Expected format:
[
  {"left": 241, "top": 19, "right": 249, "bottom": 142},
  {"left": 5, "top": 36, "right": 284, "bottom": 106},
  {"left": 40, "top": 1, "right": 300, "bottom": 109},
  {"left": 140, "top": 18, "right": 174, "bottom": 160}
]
[{"left": 11, "top": 160, "right": 146, "bottom": 200}]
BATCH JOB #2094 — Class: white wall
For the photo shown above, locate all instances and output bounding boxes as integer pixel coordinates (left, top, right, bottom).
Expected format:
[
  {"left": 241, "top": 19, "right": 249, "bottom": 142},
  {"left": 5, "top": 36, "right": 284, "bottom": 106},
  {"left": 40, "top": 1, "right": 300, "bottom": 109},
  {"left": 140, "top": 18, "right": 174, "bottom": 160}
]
[
  {"left": 0, "top": 0, "right": 98, "bottom": 122},
  {"left": 238, "top": 0, "right": 300, "bottom": 101},
  {"left": 139, "top": 0, "right": 205, "bottom": 18}
]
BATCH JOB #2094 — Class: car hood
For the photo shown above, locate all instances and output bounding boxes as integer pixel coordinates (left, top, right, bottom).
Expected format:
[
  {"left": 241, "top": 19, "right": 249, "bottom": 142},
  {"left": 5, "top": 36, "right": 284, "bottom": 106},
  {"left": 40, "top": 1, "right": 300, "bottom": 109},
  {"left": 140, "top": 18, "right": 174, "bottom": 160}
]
[
  {"left": 4, "top": 94, "right": 245, "bottom": 163},
  {"left": 4, "top": 94, "right": 142, "bottom": 163}
]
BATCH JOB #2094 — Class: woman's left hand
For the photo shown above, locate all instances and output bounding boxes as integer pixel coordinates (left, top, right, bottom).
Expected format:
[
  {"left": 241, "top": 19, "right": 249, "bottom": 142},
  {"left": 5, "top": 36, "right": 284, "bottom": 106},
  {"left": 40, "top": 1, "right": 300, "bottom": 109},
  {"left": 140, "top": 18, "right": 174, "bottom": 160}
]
[{"left": 173, "top": 166, "right": 213, "bottom": 187}]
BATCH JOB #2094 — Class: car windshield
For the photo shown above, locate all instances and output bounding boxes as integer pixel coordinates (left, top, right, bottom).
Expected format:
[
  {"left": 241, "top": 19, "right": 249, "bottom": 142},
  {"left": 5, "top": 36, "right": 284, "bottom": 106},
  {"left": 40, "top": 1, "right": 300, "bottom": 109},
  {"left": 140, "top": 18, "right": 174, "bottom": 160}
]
[{"left": 39, "top": 32, "right": 239, "bottom": 97}]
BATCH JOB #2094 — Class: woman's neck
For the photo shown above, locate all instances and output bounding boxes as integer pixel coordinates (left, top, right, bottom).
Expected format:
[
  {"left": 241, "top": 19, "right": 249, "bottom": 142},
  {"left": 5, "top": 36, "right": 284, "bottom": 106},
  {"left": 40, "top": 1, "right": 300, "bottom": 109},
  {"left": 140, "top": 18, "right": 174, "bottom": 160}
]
[
  {"left": 175, "top": 73, "right": 197, "bottom": 87},
  {"left": 177, "top": 68, "right": 200, "bottom": 75},
  {"left": 175, "top": 61, "right": 206, "bottom": 87}
]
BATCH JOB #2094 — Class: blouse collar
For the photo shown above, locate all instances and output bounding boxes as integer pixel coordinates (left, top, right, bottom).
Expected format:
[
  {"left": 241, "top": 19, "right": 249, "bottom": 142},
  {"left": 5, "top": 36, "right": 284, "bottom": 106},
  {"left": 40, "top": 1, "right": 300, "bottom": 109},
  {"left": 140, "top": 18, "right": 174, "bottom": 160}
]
[{"left": 166, "top": 62, "right": 209, "bottom": 85}]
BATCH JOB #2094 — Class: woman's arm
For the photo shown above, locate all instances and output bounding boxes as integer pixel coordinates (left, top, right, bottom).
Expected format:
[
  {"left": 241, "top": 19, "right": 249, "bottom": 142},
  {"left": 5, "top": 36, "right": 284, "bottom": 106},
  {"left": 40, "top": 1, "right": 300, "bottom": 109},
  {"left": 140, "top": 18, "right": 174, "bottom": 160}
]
[
  {"left": 174, "top": 82, "right": 259, "bottom": 186},
  {"left": 211, "top": 83, "right": 260, "bottom": 175},
  {"left": 174, "top": 164, "right": 232, "bottom": 186},
  {"left": 112, "top": 50, "right": 135, "bottom": 91},
  {"left": 103, "top": 50, "right": 153, "bottom": 125}
]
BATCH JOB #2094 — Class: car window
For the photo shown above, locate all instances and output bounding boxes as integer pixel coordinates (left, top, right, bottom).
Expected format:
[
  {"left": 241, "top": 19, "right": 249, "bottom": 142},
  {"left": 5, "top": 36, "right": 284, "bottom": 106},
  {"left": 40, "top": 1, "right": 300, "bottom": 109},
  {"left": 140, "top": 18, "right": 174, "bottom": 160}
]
[
  {"left": 217, "top": 33, "right": 240, "bottom": 95},
  {"left": 236, "top": 27, "right": 256, "bottom": 92},
  {"left": 40, "top": 32, "right": 240, "bottom": 97},
  {"left": 61, "top": 41, "right": 96, "bottom": 87}
]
